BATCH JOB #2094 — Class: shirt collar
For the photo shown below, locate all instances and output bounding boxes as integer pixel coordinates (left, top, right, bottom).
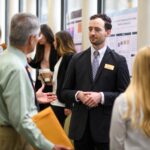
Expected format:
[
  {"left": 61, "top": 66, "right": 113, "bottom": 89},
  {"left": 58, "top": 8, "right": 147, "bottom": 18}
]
[
  {"left": 91, "top": 45, "right": 107, "bottom": 56},
  {"left": 8, "top": 46, "right": 27, "bottom": 67}
]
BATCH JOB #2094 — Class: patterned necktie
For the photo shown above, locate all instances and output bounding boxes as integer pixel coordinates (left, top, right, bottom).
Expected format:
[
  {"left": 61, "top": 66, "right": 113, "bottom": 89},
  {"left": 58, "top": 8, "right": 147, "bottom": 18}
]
[{"left": 92, "top": 51, "right": 100, "bottom": 80}]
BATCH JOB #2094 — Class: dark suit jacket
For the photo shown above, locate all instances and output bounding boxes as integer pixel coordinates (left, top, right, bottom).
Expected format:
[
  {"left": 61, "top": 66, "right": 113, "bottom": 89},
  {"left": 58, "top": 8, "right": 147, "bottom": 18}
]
[
  {"left": 62, "top": 47, "right": 130, "bottom": 142},
  {"left": 56, "top": 53, "right": 74, "bottom": 108}
]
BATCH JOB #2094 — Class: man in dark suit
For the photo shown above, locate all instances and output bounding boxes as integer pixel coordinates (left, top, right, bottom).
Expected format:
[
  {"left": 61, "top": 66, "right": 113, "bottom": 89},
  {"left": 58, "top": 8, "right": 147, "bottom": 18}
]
[{"left": 62, "top": 14, "right": 130, "bottom": 150}]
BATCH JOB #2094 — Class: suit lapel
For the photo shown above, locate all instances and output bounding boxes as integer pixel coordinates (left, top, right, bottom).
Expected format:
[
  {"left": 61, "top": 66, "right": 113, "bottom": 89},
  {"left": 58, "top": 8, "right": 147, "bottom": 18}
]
[
  {"left": 57, "top": 56, "right": 64, "bottom": 80},
  {"left": 85, "top": 48, "right": 93, "bottom": 83},
  {"left": 94, "top": 48, "right": 111, "bottom": 82}
]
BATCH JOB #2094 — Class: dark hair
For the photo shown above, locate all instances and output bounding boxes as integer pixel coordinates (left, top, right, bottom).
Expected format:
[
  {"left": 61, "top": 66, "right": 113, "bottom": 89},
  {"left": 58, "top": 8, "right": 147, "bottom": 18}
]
[
  {"left": 55, "top": 31, "right": 76, "bottom": 56},
  {"left": 40, "top": 24, "right": 54, "bottom": 43},
  {"left": 34, "top": 24, "right": 55, "bottom": 63},
  {"left": 90, "top": 14, "right": 112, "bottom": 30}
]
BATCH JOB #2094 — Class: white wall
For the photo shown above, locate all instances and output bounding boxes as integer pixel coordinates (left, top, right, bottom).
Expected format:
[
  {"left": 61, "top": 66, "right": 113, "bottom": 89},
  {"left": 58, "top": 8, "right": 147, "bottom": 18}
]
[
  {"left": 82, "top": 0, "right": 97, "bottom": 50},
  {"left": 8, "top": 0, "right": 19, "bottom": 21},
  {"left": 105, "top": 0, "right": 138, "bottom": 14},
  {"left": 48, "top": 0, "right": 61, "bottom": 33},
  {"left": 137, "top": 0, "right": 150, "bottom": 49},
  {"left": 67, "top": 0, "right": 82, "bottom": 13},
  {"left": 25, "top": 0, "right": 37, "bottom": 15}
]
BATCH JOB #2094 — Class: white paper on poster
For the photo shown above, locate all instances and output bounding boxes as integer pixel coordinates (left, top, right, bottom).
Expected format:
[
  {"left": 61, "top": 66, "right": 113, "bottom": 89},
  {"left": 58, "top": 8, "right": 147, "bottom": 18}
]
[{"left": 107, "top": 8, "right": 137, "bottom": 76}]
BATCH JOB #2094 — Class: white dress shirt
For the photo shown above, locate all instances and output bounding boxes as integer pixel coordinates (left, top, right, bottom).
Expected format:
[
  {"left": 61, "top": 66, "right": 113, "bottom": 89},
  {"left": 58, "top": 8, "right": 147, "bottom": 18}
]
[{"left": 51, "top": 57, "right": 65, "bottom": 107}]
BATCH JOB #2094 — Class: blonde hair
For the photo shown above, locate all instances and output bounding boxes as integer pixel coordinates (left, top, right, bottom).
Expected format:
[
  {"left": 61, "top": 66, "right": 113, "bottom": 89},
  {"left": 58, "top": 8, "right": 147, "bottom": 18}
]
[
  {"left": 124, "top": 46, "right": 150, "bottom": 137},
  {"left": 55, "top": 31, "right": 76, "bottom": 56}
]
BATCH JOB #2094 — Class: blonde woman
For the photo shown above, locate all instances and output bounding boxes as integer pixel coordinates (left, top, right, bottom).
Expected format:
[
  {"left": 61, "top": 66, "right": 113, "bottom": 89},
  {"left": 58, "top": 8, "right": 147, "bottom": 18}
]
[
  {"left": 110, "top": 46, "right": 150, "bottom": 150},
  {"left": 51, "top": 31, "right": 76, "bottom": 127}
]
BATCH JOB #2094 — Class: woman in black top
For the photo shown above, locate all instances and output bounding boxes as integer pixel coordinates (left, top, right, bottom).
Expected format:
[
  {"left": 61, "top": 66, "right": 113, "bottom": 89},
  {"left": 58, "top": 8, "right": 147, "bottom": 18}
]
[
  {"left": 51, "top": 31, "right": 76, "bottom": 127},
  {"left": 29, "top": 24, "right": 58, "bottom": 111}
]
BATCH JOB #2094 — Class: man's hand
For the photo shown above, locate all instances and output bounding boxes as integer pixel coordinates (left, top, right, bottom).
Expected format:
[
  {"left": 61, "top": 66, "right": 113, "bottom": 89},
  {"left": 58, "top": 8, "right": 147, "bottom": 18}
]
[
  {"left": 77, "top": 91, "right": 101, "bottom": 108},
  {"left": 36, "top": 84, "right": 57, "bottom": 104},
  {"left": 84, "top": 92, "right": 101, "bottom": 107},
  {"left": 52, "top": 144, "right": 71, "bottom": 150},
  {"left": 76, "top": 91, "right": 90, "bottom": 103}
]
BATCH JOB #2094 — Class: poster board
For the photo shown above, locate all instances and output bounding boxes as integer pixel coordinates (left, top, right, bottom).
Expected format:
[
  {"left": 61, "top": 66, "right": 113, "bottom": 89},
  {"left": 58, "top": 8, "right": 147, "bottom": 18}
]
[
  {"left": 66, "top": 9, "right": 82, "bottom": 52},
  {"left": 107, "top": 8, "right": 137, "bottom": 76}
]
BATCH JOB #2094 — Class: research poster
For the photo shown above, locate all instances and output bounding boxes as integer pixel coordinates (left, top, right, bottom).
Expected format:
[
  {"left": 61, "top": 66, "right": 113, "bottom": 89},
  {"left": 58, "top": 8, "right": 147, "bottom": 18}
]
[
  {"left": 107, "top": 8, "right": 137, "bottom": 76},
  {"left": 66, "top": 9, "right": 82, "bottom": 52}
]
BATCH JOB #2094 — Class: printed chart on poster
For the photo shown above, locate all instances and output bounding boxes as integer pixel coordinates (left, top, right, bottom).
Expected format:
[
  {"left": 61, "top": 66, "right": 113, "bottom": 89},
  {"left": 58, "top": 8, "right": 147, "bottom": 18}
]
[
  {"left": 66, "top": 9, "right": 82, "bottom": 52},
  {"left": 107, "top": 8, "right": 137, "bottom": 76}
]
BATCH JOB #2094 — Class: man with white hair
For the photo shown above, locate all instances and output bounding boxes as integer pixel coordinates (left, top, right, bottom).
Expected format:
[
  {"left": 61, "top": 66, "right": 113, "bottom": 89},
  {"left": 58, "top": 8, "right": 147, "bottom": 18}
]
[{"left": 0, "top": 13, "right": 70, "bottom": 150}]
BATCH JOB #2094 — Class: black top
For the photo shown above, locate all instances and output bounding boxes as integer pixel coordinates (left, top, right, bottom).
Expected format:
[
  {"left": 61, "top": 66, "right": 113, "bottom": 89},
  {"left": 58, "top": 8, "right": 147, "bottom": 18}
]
[
  {"left": 56, "top": 53, "right": 74, "bottom": 108},
  {"left": 29, "top": 49, "right": 58, "bottom": 110}
]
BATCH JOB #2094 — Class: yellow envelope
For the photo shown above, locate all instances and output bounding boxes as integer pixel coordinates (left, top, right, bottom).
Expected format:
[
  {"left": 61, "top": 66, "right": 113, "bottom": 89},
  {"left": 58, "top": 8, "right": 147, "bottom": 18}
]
[
  {"left": 32, "top": 107, "right": 74, "bottom": 150},
  {"left": 104, "top": 64, "right": 114, "bottom": 70}
]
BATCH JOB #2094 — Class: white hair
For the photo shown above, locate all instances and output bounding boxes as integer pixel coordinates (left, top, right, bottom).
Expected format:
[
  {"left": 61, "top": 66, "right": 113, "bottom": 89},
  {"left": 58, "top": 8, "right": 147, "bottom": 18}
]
[{"left": 9, "top": 13, "right": 40, "bottom": 47}]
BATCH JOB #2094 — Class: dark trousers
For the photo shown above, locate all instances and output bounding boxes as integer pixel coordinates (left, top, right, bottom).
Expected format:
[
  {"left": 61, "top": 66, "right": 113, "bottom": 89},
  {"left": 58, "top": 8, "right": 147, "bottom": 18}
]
[
  {"left": 50, "top": 105, "right": 66, "bottom": 127},
  {"left": 74, "top": 117, "right": 109, "bottom": 150}
]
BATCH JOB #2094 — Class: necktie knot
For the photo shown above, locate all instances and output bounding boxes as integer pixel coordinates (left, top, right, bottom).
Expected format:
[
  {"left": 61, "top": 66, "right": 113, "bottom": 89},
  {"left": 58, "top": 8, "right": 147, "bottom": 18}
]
[{"left": 93, "top": 51, "right": 99, "bottom": 58}]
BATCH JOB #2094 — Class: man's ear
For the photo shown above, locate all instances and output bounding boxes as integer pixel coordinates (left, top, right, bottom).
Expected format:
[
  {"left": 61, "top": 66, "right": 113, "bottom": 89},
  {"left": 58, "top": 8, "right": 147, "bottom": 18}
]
[
  {"left": 28, "top": 35, "right": 34, "bottom": 46},
  {"left": 106, "top": 29, "right": 111, "bottom": 37}
]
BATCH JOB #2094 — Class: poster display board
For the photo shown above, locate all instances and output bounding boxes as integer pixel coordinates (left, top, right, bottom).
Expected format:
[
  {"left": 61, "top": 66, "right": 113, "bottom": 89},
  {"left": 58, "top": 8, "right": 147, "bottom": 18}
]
[
  {"left": 107, "top": 8, "right": 137, "bottom": 76},
  {"left": 66, "top": 9, "right": 82, "bottom": 52}
]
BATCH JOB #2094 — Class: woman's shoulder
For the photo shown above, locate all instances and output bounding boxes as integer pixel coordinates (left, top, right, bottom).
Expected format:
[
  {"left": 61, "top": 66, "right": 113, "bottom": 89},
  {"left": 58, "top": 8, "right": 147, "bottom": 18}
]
[
  {"left": 114, "top": 93, "right": 129, "bottom": 116},
  {"left": 63, "top": 52, "right": 75, "bottom": 60}
]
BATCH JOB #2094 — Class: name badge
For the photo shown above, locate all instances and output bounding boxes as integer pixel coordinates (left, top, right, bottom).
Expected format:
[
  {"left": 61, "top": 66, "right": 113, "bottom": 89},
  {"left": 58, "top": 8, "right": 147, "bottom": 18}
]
[{"left": 104, "top": 64, "right": 114, "bottom": 70}]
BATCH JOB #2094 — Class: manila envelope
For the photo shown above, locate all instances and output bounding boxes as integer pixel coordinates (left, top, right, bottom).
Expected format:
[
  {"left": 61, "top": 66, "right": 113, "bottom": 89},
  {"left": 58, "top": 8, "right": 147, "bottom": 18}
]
[{"left": 32, "top": 107, "right": 74, "bottom": 150}]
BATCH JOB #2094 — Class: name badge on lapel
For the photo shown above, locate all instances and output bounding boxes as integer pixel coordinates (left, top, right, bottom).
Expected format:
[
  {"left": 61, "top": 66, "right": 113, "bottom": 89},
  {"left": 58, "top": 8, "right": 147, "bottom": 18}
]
[{"left": 104, "top": 64, "right": 114, "bottom": 70}]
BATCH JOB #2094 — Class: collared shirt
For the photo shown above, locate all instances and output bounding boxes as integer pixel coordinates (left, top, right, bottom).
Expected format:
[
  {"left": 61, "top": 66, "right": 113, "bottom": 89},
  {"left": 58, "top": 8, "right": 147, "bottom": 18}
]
[
  {"left": 91, "top": 45, "right": 107, "bottom": 104},
  {"left": 91, "top": 45, "right": 107, "bottom": 65},
  {"left": 0, "top": 46, "right": 54, "bottom": 150}
]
